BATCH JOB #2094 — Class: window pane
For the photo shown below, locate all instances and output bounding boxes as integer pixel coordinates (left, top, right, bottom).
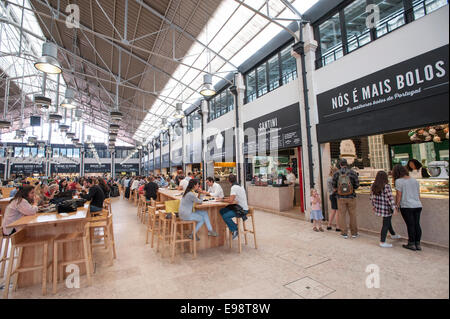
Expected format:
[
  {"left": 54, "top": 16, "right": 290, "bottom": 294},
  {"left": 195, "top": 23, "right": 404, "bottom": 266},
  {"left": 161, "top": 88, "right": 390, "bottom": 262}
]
[
  {"left": 14, "top": 147, "right": 22, "bottom": 157},
  {"left": 280, "top": 46, "right": 297, "bottom": 84},
  {"left": 374, "top": 0, "right": 405, "bottom": 38},
  {"left": 60, "top": 148, "right": 67, "bottom": 157},
  {"left": 318, "top": 12, "right": 343, "bottom": 66},
  {"left": 220, "top": 92, "right": 227, "bottom": 116},
  {"left": 38, "top": 148, "right": 45, "bottom": 158},
  {"left": 268, "top": 55, "right": 280, "bottom": 91},
  {"left": 256, "top": 63, "right": 268, "bottom": 97},
  {"left": 73, "top": 148, "right": 80, "bottom": 158},
  {"left": 245, "top": 70, "right": 256, "bottom": 103},
  {"left": 23, "top": 147, "right": 29, "bottom": 157},
  {"left": 344, "top": 0, "right": 372, "bottom": 53},
  {"left": 413, "top": 0, "right": 448, "bottom": 19},
  {"left": 53, "top": 148, "right": 59, "bottom": 158},
  {"left": 227, "top": 90, "right": 234, "bottom": 112},
  {"left": 67, "top": 148, "right": 73, "bottom": 157}
]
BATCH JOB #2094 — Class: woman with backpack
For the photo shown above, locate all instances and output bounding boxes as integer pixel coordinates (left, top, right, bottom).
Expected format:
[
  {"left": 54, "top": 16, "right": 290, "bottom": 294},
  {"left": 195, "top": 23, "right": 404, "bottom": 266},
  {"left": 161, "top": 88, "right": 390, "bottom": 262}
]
[{"left": 370, "top": 171, "right": 402, "bottom": 248}]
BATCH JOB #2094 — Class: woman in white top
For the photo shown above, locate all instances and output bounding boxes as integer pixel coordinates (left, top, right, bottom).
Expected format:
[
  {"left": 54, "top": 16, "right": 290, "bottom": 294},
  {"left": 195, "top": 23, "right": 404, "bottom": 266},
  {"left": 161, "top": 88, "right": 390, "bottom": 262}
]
[
  {"left": 393, "top": 164, "right": 423, "bottom": 251},
  {"left": 219, "top": 174, "right": 248, "bottom": 240},
  {"left": 407, "top": 159, "right": 430, "bottom": 179},
  {"left": 2, "top": 186, "right": 39, "bottom": 236}
]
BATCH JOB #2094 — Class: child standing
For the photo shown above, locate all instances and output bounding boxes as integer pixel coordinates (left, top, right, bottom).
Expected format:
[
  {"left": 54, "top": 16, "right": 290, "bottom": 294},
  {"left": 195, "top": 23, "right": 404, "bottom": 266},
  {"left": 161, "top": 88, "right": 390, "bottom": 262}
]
[{"left": 311, "top": 189, "right": 324, "bottom": 232}]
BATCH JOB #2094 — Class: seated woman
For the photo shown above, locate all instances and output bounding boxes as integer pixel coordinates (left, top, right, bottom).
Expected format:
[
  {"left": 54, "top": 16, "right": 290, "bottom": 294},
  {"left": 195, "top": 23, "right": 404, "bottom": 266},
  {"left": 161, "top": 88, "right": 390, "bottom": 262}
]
[
  {"left": 34, "top": 183, "right": 50, "bottom": 206},
  {"left": 45, "top": 184, "right": 59, "bottom": 200},
  {"left": 179, "top": 179, "right": 218, "bottom": 241},
  {"left": 2, "top": 186, "right": 39, "bottom": 236}
]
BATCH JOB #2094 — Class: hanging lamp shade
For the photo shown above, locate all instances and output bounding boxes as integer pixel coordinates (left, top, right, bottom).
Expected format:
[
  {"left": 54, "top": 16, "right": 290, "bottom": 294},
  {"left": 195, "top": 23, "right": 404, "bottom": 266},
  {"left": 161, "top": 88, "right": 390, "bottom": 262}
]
[
  {"left": 110, "top": 111, "right": 123, "bottom": 121},
  {"left": 109, "top": 123, "right": 120, "bottom": 132},
  {"left": 0, "top": 120, "right": 11, "bottom": 129},
  {"left": 174, "top": 103, "right": 185, "bottom": 119},
  {"left": 34, "top": 95, "right": 52, "bottom": 109},
  {"left": 66, "top": 132, "right": 76, "bottom": 139},
  {"left": 71, "top": 137, "right": 79, "bottom": 144},
  {"left": 200, "top": 74, "right": 216, "bottom": 97},
  {"left": 49, "top": 113, "right": 63, "bottom": 123},
  {"left": 16, "top": 129, "right": 26, "bottom": 138},
  {"left": 59, "top": 124, "right": 70, "bottom": 133},
  {"left": 34, "top": 42, "right": 62, "bottom": 74},
  {"left": 160, "top": 117, "right": 168, "bottom": 130},
  {"left": 61, "top": 88, "right": 77, "bottom": 109}
]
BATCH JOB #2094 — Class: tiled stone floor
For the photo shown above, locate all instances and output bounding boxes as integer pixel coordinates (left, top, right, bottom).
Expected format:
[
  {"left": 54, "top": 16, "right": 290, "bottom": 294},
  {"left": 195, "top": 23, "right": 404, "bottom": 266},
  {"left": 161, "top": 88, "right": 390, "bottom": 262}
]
[{"left": 2, "top": 197, "right": 449, "bottom": 299}]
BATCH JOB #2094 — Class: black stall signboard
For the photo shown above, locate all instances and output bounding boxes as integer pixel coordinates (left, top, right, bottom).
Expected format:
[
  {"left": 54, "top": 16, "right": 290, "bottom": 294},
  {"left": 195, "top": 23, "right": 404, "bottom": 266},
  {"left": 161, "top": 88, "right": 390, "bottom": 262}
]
[
  {"left": 316, "top": 45, "right": 449, "bottom": 142},
  {"left": 11, "top": 163, "right": 44, "bottom": 174},
  {"left": 115, "top": 163, "right": 139, "bottom": 173},
  {"left": 84, "top": 163, "right": 111, "bottom": 173},
  {"left": 162, "top": 153, "right": 170, "bottom": 168},
  {"left": 243, "top": 103, "right": 301, "bottom": 154},
  {"left": 51, "top": 163, "right": 79, "bottom": 173}
]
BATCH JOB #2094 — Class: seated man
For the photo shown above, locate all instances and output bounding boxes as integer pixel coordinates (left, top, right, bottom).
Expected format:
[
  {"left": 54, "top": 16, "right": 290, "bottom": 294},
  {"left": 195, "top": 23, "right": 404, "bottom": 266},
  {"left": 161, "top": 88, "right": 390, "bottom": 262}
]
[
  {"left": 144, "top": 176, "right": 159, "bottom": 201},
  {"left": 219, "top": 174, "right": 249, "bottom": 240},
  {"left": 80, "top": 178, "right": 105, "bottom": 213},
  {"left": 205, "top": 177, "right": 224, "bottom": 198}
]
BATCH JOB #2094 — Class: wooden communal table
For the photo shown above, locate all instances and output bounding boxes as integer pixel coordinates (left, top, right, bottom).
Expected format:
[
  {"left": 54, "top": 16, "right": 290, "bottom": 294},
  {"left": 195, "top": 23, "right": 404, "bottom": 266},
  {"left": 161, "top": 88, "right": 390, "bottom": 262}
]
[
  {"left": 158, "top": 189, "right": 229, "bottom": 250},
  {"left": 7, "top": 204, "right": 90, "bottom": 288}
]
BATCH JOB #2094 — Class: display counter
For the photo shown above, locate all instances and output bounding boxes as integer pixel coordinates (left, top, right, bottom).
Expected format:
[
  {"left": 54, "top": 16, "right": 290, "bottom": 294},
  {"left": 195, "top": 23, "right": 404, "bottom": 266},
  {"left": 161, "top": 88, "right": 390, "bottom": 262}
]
[
  {"left": 247, "top": 185, "right": 294, "bottom": 213},
  {"left": 348, "top": 177, "right": 449, "bottom": 247}
]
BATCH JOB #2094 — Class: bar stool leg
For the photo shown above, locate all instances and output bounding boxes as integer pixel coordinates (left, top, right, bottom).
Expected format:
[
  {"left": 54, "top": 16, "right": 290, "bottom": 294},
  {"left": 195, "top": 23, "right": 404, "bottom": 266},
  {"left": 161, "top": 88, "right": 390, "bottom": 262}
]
[
  {"left": 0, "top": 237, "right": 10, "bottom": 277},
  {"left": 42, "top": 243, "right": 48, "bottom": 296},
  {"left": 193, "top": 223, "right": 197, "bottom": 259},
  {"left": 53, "top": 241, "right": 58, "bottom": 294},
  {"left": 170, "top": 223, "right": 177, "bottom": 263},
  {"left": 237, "top": 219, "right": 242, "bottom": 254},
  {"left": 251, "top": 215, "right": 257, "bottom": 249},
  {"left": 3, "top": 244, "right": 15, "bottom": 299},
  {"left": 82, "top": 237, "right": 93, "bottom": 286},
  {"left": 243, "top": 220, "right": 248, "bottom": 246},
  {"left": 12, "top": 247, "right": 23, "bottom": 292},
  {"left": 0, "top": 237, "right": 3, "bottom": 277}
]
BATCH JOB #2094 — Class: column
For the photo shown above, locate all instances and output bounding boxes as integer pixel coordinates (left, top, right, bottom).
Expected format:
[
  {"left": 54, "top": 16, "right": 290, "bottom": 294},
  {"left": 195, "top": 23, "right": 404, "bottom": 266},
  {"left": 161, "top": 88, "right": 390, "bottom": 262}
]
[
  {"left": 233, "top": 73, "right": 246, "bottom": 186},
  {"left": 201, "top": 100, "right": 209, "bottom": 187},
  {"left": 111, "top": 150, "right": 115, "bottom": 177},
  {"left": 181, "top": 117, "right": 187, "bottom": 173}
]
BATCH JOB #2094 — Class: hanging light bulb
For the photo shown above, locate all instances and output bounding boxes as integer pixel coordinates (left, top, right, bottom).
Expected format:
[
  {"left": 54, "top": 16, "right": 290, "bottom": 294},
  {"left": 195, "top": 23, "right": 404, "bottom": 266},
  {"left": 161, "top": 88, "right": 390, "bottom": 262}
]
[
  {"left": 34, "top": 95, "right": 52, "bottom": 109},
  {"left": 34, "top": 42, "right": 62, "bottom": 74},
  {"left": 61, "top": 88, "right": 77, "bottom": 109},
  {"left": 200, "top": 74, "right": 216, "bottom": 97},
  {"left": 174, "top": 103, "right": 185, "bottom": 119}
]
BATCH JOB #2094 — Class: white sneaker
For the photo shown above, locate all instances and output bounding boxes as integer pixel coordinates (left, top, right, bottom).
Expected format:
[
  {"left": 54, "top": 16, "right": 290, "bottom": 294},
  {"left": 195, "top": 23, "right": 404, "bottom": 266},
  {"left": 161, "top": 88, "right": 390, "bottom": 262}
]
[
  {"left": 380, "top": 242, "right": 393, "bottom": 248},
  {"left": 390, "top": 234, "right": 401, "bottom": 239}
]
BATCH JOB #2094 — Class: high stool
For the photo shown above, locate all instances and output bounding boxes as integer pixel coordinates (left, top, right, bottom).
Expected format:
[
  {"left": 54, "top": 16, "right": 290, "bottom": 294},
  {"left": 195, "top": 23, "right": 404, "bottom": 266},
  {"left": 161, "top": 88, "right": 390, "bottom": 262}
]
[
  {"left": 146, "top": 206, "right": 161, "bottom": 247},
  {"left": 52, "top": 223, "right": 93, "bottom": 294},
  {"left": 133, "top": 190, "right": 138, "bottom": 205},
  {"left": 0, "top": 231, "right": 17, "bottom": 279},
  {"left": 89, "top": 211, "right": 116, "bottom": 265},
  {"left": 150, "top": 198, "right": 165, "bottom": 210},
  {"left": 103, "top": 198, "right": 112, "bottom": 214},
  {"left": 229, "top": 207, "right": 257, "bottom": 253},
  {"left": 3, "top": 229, "right": 53, "bottom": 299},
  {"left": 156, "top": 211, "right": 175, "bottom": 258},
  {"left": 170, "top": 218, "right": 196, "bottom": 263}
]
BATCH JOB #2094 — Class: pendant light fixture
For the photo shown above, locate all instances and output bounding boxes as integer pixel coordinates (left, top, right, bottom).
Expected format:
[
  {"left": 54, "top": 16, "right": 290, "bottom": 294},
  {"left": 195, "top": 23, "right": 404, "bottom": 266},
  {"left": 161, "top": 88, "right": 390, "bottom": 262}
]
[
  {"left": 61, "top": 88, "right": 77, "bottom": 109},
  {"left": 200, "top": 20, "right": 216, "bottom": 97},
  {"left": 34, "top": 42, "right": 62, "bottom": 74},
  {"left": 1, "top": 80, "right": 11, "bottom": 129},
  {"left": 160, "top": 117, "right": 168, "bottom": 130},
  {"left": 173, "top": 102, "right": 185, "bottom": 119}
]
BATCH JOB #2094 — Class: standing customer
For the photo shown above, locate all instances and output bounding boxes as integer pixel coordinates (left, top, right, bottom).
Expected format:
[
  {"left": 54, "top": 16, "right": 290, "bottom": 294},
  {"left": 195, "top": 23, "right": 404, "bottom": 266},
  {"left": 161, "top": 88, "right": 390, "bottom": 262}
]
[
  {"left": 219, "top": 174, "right": 249, "bottom": 240},
  {"left": 310, "top": 189, "right": 324, "bottom": 232},
  {"left": 370, "top": 171, "right": 401, "bottom": 248},
  {"left": 179, "top": 179, "right": 218, "bottom": 240},
  {"left": 326, "top": 167, "right": 340, "bottom": 231},
  {"left": 393, "top": 165, "right": 423, "bottom": 251},
  {"left": 332, "top": 159, "right": 360, "bottom": 239},
  {"left": 124, "top": 176, "right": 131, "bottom": 198}
]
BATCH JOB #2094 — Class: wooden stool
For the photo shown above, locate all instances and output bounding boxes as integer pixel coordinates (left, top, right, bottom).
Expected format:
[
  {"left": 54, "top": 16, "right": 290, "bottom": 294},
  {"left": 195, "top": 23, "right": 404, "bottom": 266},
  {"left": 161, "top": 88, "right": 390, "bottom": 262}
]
[
  {"left": 0, "top": 231, "right": 17, "bottom": 279},
  {"left": 156, "top": 211, "right": 174, "bottom": 258},
  {"left": 3, "top": 229, "right": 53, "bottom": 299},
  {"left": 89, "top": 211, "right": 116, "bottom": 266},
  {"left": 229, "top": 208, "right": 257, "bottom": 253},
  {"left": 170, "top": 218, "right": 196, "bottom": 263},
  {"left": 145, "top": 206, "right": 161, "bottom": 247},
  {"left": 52, "top": 223, "right": 93, "bottom": 294},
  {"left": 133, "top": 190, "right": 138, "bottom": 205},
  {"left": 150, "top": 198, "right": 165, "bottom": 210},
  {"left": 103, "top": 198, "right": 112, "bottom": 214}
]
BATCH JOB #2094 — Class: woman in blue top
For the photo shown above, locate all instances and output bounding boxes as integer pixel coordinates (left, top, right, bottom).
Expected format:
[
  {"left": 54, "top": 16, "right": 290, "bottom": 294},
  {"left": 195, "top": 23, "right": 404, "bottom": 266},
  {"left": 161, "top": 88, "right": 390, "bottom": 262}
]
[{"left": 179, "top": 179, "right": 218, "bottom": 240}]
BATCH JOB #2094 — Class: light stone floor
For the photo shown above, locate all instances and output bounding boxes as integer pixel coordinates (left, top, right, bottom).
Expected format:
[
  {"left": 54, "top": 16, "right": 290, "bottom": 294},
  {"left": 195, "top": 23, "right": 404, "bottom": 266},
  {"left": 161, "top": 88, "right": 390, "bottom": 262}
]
[{"left": 3, "top": 197, "right": 449, "bottom": 299}]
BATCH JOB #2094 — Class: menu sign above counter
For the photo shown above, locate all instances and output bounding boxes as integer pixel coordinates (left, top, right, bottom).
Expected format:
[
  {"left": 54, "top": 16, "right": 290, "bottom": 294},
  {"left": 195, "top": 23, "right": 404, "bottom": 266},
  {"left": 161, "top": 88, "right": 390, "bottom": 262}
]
[
  {"left": 317, "top": 45, "right": 449, "bottom": 124},
  {"left": 51, "top": 163, "right": 79, "bottom": 173},
  {"left": 11, "top": 163, "right": 45, "bottom": 174},
  {"left": 115, "top": 163, "right": 139, "bottom": 173},
  {"left": 84, "top": 163, "right": 111, "bottom": 173},
  {"left": 243, "top": 103, "right": 301, "bottom": 155}
]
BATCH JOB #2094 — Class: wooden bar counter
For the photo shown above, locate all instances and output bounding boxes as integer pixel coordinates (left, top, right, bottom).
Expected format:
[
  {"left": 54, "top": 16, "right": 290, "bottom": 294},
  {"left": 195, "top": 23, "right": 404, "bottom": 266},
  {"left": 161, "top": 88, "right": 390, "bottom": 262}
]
[
  {"left": 158, "top": 189, "right": 229, "bottom": 250},
  {"left": 7, "top": 204, "right": 89, "bottom": 288}
]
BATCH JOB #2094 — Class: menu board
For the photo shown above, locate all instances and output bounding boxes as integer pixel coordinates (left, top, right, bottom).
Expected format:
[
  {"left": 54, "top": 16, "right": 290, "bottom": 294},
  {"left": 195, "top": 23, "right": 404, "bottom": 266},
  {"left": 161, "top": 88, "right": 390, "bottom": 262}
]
[
  {"left": 84, "top": 163, "right": 111, "bottom": 173},
  {"left": 11, "top": 163, "right": 45, "bottom": 174},
  {"left": 243, "top": 103, "right": 301, "bottom": 154},
  {"left": 115, "top": 163, "right": 139, "bottom": 173},
  {"left": 51, "top": 163, "right": 80, "bottom": 174}
]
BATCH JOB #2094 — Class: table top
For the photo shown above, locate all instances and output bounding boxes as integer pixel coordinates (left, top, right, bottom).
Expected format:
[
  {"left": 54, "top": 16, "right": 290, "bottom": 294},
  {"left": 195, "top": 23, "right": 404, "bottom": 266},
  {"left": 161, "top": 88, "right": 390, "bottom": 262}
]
[
  {"left": 158, "top": 189, "right": 229, "bottom": 209},
  {"left": 0, "top": 197, "right": 12, "bottom": 203},
  {"left": 7, "top": 203, "right": 89, "bottom": 228}
]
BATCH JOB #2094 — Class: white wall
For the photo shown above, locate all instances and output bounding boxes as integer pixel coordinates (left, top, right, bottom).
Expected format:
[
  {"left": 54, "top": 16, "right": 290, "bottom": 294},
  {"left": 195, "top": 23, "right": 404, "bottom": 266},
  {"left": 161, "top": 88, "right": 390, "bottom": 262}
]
[
  {"left": 241, "top": 78, "right": 300, "bottom": 123},
  {"left": 313, "top": 6, "right": 449, "bottom": 95},
  {"left": 204, "top": 111, "right": 235, "bottom": 138}
]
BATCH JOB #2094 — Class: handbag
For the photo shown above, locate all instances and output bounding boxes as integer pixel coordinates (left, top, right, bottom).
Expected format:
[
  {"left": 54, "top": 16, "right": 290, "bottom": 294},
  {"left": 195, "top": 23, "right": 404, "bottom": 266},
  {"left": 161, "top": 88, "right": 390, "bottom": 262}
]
[
  {"left": 56, "top": 199, "right": 78, "bottom": 214},
  {"left": 226, "top": 204, "right": 248, "bottom": 221}
]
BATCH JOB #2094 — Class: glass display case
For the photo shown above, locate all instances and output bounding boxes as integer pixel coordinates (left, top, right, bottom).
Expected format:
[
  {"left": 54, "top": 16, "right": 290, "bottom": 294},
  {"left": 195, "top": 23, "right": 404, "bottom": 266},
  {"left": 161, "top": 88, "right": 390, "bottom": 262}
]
[
  {"left": 252, "top": 156, "right": 290, "bottom": 181},
  {"left": 356, "top": 176, "right": 449, "bottom": 198},
  {"left": 213, "top": 162, "right": 236, "bottom": 181}
]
